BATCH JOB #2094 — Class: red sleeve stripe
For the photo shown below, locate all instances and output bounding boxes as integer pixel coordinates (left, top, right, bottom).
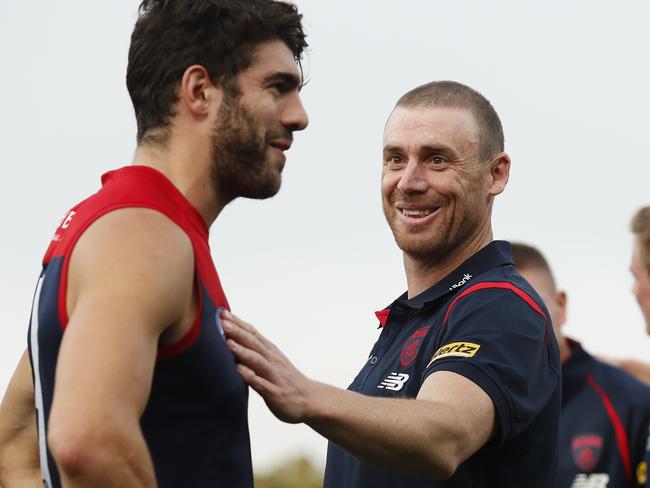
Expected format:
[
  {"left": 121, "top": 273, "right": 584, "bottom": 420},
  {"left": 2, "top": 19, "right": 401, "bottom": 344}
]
[
  {"left": 586, "top": 374, "right": 633, "bottom": 481},
  {"left": 443, "top": 281, "right": 550, "bottom": 342}
]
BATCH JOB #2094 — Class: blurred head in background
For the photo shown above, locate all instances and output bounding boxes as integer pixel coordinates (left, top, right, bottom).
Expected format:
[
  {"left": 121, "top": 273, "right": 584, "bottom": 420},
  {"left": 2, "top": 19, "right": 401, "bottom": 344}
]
[
  {"left": 511, "top": 242, "right": 570, "bottom": 362},
  {"left": 631, "top": 206, "right": 650, "bottom": 333}
]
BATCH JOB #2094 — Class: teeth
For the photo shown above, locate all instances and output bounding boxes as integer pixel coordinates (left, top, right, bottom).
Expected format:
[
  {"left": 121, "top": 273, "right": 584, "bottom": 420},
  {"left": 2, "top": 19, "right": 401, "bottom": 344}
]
[{"left": 401, "top": 209, "right": 431, "bottom": 216}]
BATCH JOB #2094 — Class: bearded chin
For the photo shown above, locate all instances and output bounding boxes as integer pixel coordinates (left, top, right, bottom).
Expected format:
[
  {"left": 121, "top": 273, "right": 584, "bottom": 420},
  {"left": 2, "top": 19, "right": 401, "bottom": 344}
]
[
  {"left": 211, "top": 139, "right": 280, "bottom": 201},
  {"left": 389, "top": 212, "right": 480, "bottom": 265},
  {"left": 383, "top": 203, "right": 467, "bottom": 263},
  {"left": 209, "top": 98, "right": 281, "bottom": 202},
  {"left": 215, "top": 162, "right": 281, "bottom": 201},
  {"left": 394, "top": 231, "right": 453, "bottom": 263}
]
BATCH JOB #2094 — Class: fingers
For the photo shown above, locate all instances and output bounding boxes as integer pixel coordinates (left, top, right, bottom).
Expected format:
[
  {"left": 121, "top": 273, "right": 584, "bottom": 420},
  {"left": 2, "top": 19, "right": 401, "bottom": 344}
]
[
  {"left": 221, "top": 310, "right": 263, "bottom": 339},
  {"left": 221, "top": 310, "right": 276, "bottom": 351},
  {"left": 220, "top": 311, "right": 296, "bottom": 394},
  {"left": 235, "top": 363, "right": 277, "bottom": 396},
  {"left": 221, "top": 314, "right": 310, "bottom": 424},
  {"left": 226, "top": 338, "right": 276, "bottom": 382},
  {"left": 221, "top": 316, "right": 264, "bottom": 353},
  {"left": 221, "top": 309, "right": 255, "bottom": 332}
]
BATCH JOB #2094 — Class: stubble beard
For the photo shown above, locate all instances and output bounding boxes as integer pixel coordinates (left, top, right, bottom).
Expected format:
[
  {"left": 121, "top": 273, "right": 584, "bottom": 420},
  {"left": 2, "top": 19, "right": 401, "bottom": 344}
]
[
  {"left": 210, "top": 92, "right": 281, "bottom": 203},
  {"left": 384, "top": 200, "right": 481, "bottom": 265}
]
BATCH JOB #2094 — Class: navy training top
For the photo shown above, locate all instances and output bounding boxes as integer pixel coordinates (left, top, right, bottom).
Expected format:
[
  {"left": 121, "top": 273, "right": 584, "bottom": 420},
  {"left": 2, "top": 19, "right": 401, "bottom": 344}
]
[
  {"left": 559, "top": 339, "right": 650, "bottom": 487},
  {"left": 27, "top": 166, "right": 253, "bottom": 487},
  {"left": 324, "top": 241, "right": 561, "bottom": 487}
]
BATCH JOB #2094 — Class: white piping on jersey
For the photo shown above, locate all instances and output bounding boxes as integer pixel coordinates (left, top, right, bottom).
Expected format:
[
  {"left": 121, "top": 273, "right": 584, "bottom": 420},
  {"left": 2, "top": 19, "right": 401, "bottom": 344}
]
[{"left": 29, "top": 276, "right": 53, "bottom": 487}]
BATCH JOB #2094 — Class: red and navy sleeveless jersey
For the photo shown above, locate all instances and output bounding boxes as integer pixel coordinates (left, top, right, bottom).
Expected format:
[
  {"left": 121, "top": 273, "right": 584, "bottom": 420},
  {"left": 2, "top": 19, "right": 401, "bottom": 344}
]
[
  {"left": 559, "top": 340, "right": 650, "bottom": 487},
  {"left": 324, "top": 241, "right": 561, "bottom": 487},
  {"left": 27, "top": 166, "right": 253, "bottom": 488}
]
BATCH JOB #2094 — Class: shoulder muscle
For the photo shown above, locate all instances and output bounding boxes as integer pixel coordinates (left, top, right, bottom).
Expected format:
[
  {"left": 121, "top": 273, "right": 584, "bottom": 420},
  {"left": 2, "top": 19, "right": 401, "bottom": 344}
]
[{"left": 67, "top": 207, "right": 195, "bottom": 335}]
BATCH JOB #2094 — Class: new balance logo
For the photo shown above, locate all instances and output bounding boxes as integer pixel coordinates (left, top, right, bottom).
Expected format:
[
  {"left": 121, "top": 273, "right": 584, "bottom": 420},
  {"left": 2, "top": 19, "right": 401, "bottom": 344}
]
[
  {"left": 377, "top": 373, "right": 409, "bottom": 391},
  {"left": 571, "top": 473, "right": 609, "bottom": 488}
]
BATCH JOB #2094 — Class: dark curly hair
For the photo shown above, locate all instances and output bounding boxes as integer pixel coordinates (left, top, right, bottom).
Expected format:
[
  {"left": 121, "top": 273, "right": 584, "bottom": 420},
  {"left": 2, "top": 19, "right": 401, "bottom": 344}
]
[{"left": 127, "top": 0, "right": 307, "bottom": 145}]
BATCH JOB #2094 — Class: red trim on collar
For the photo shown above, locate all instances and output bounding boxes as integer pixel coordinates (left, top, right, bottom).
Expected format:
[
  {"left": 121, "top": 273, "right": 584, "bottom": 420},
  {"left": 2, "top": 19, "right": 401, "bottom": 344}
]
[
  {"left": 375, "top": 309, "right": 390, "bottom": 328},
  {"left": 586, "top": 374, "right": 633, "bottom": 482},
  {"left": 443, "top": 281, "right": 550, "bottom": 342}
]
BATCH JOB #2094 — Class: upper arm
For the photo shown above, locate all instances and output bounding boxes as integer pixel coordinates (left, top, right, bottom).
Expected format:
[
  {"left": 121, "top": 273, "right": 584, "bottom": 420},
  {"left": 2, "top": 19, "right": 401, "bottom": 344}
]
[
  {"left": 416, "top": 370, "right": 495, "bottom": 463},
  {"left": 49, "top": 208, "right": 195, "bottom": 438},
  {"left": 420, "top": 285, "right": 559, "bottom": 445},
  {"left": 0, "top": 350, "right": 34, "bottom": 421}
]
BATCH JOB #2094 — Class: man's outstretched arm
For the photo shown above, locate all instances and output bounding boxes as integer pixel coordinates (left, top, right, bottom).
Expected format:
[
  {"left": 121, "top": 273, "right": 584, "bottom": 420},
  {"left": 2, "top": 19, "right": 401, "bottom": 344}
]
[
  {"left": 0, "top": 350, "right": 40, "bottom": 488},
  {"left": 47, "top": 208, "right": 195, "bottom": 488},
  {"left": 222, "top": 312, "right": 495, "bottom": 479}
]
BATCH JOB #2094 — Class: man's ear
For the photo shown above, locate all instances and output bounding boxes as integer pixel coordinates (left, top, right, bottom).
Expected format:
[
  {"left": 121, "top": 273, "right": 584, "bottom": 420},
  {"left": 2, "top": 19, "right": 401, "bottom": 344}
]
[
  {"left": 487, "top": 152, "right": 511, "bottom": 196},
  {"left": 178, "top": 65, "right": 221, "bottom": 119}
]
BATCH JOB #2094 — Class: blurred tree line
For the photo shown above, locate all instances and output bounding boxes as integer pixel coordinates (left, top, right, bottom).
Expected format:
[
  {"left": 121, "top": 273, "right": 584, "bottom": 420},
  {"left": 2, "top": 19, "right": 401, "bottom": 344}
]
[{"left": 254, "top": 456, "right": 323, "bottom": 488}]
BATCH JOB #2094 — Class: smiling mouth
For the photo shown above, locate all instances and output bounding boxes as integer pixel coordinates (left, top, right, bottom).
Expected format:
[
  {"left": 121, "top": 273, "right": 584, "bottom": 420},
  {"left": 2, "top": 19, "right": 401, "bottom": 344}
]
[
  {"left": 399, "top": 207, "right": 439, "bottom": 218},
  {"left": 401, "top": 209, "right": 431, "bottom": 217}
]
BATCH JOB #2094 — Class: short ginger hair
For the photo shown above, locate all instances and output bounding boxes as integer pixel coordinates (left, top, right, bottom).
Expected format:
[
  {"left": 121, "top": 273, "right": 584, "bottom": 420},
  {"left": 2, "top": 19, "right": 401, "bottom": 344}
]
[{"left": 396, "top": 81, "right": 504, "bottom": 161}]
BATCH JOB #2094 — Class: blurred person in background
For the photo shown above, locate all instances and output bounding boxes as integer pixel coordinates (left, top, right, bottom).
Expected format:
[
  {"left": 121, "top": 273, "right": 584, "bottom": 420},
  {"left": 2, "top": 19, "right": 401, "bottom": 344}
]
[
  {"left": 512, "top": 242, "right": 650, "bottom": 487},
  {"left": 630, "top": 207, "right": 650, "bottom": 334},
  {"left": 605, "top": 206, "right": 650, "bottom": 387}
]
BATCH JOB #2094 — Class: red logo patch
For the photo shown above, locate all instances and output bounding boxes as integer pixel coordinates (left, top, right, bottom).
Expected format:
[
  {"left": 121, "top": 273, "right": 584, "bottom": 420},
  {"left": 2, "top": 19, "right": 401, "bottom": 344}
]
[
  {"left": 572, "top": 434, "right": 603, "bottom": 472},
  {"left": 400, "top": 327, "right": 431, "bottom": 366}
]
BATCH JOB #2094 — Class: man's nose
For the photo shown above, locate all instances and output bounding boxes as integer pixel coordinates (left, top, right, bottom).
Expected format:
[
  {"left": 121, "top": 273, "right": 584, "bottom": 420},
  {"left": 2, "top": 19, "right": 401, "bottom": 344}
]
[
  {"left": 282, "top": 92, "right": 308, "bottom": 132},
  {"left": 397, "top": 160, "right": 428, "bottom": 195}
]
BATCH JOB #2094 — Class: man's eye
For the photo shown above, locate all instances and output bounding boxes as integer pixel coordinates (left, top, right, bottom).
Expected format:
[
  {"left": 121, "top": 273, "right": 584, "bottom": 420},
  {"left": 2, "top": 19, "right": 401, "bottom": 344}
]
[
  {"left": 270, "top": 83, "right": 288, "bottom": 95},
  {"left": 385, "top": 155, "right": 404, "bottom": 165},
  {"left": 431, "top": 156, "right": 446, "bottom": 165}
]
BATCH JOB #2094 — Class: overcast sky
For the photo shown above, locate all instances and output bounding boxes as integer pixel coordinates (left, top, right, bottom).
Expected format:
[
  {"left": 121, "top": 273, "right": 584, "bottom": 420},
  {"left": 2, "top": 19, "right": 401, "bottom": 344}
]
[{"left": 1, "top": 0, "right": 649, "bottom": 471}]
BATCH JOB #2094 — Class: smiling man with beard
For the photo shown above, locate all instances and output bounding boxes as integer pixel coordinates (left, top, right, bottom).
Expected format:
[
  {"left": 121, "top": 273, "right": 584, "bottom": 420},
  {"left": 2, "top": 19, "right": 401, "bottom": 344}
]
[
  {"left": 0, "top": 1, "right": 308, "bottom": 487},
  {"left": 222, "top": 81, "right": 561, "bottom": 487}
]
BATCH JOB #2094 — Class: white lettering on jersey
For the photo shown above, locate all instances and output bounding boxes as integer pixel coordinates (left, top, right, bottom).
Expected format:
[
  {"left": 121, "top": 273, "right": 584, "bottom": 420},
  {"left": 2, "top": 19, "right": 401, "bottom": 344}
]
[
  {"left": 449, "top": 273, "right": 472, "bottom": 290},
  {"left": 571, "top": 473, "right": 610, "bottom": 488},
  {"left": 377, "top": 373, "right": 410, "bottom": 391},
  {"left": 60, "top": 210, "right": 76, "bottom": 229}
]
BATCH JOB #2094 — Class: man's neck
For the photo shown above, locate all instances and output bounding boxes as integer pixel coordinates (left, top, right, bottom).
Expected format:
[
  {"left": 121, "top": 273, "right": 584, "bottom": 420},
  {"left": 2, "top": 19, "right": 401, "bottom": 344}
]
[
  {"left": 132, "top": 141, "right": 225, "bottom": 228},
  {"left": 403, "top": 228, "right": 493, "bottom": 299},
  {"left": 558, "top": 336, "right": 572, "bottom": 364}
]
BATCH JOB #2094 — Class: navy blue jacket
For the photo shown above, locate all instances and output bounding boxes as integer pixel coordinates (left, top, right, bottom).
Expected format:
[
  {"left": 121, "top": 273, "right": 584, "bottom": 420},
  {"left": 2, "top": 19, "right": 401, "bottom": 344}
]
[
  {"left": 559, "top": 340, "right": 650, "bottom": 487},
  {"left": 324, "top": 241, "right": 561, "bottom": 487}
]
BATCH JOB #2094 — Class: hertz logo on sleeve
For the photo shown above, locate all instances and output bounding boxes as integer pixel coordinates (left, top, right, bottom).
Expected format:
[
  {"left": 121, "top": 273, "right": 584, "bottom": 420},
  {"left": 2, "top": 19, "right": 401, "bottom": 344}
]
[{"left": 427, "top": 342, "right": 481, "bottom": 367}]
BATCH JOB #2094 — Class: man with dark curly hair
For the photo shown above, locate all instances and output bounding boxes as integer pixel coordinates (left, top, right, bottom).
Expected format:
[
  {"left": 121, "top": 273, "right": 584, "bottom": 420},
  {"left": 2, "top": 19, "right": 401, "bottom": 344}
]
[{"left": 0, "top": 1, "right": 308, "bottom": 487}]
